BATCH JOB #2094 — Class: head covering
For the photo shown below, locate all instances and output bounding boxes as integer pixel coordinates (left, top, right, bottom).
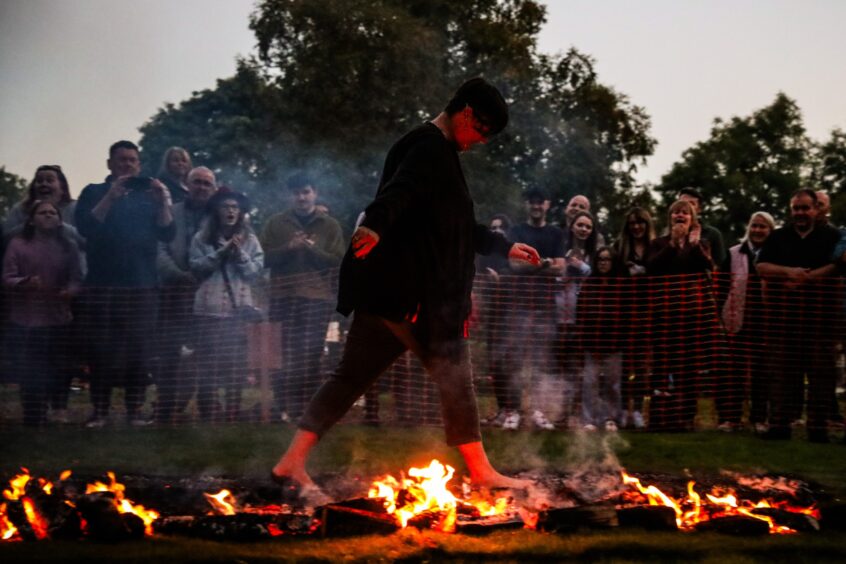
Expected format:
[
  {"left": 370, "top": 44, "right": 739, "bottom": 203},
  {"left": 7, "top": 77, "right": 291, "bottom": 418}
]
[{"left": 207, "top": 186, "right": 250, "bottom": 212}]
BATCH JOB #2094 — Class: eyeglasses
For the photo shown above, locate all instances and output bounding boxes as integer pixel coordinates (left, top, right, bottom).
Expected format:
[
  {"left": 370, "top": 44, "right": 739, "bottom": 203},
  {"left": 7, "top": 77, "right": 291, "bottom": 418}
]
[
  {"left": 218, "top": 204, "right": 241, "bottom": 211},
  {"left": 596, "top": 257, "right": 613, "bottom": 262},
  {"left": 467, "top": 105, "right": 493, "bottom": 137}
]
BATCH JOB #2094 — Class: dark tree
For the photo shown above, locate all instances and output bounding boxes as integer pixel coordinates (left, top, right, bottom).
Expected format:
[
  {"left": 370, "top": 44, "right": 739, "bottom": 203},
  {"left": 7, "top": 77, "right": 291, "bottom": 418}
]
[
  {"left": 138, "top": 0, "right": 655, "bottom": 232},
  {"left": 0, "top": 166, "right": 27, "bottom": 219},
  {"left": 655, "top": 93, "right": 811, "bottom": 241},
  {"left": 811, "top": 128, "right": 846, "bottom": 224}
]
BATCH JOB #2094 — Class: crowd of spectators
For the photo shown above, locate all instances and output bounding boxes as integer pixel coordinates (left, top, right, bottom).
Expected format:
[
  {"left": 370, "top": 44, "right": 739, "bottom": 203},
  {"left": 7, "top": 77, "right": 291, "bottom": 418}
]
[
  {"left": 476, "top": 187, "right": 846, "bottom": 443},
  {"left": 1, "top": 141, "right": 844, "bottom": 444}
]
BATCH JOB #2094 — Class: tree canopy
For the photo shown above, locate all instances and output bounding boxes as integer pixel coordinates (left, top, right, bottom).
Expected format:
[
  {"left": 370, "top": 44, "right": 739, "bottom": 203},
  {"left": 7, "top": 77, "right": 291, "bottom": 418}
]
[
  {"left": 812, "top": 128, "right": 846, "bottom": 223},
  {"left": 655, "top": 93, "right": 811, "bottom": 241},
  {"left": 0, "top": 166, "right": 27, "bottom": 219},
  {"left": 138, "top": 0, "right": 655, "bottom": 232}
]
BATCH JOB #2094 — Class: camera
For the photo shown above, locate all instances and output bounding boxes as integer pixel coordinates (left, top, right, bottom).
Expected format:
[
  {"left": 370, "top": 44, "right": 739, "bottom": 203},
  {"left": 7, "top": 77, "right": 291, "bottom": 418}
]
[{"left": 123, "top": 176, "right": 154, "bottom": 191}]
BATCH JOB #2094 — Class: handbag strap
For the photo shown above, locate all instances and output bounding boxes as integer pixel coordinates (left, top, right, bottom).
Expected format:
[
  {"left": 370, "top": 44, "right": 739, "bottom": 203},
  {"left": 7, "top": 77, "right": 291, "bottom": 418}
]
[{"left": 218, "top": 255, "right": 240, "bottom": 309}]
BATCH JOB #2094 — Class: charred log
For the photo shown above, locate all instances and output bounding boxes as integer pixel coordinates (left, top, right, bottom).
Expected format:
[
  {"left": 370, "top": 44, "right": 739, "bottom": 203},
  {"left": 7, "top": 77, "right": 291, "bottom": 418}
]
[
  {"left": 315, "top": 503, "right": 399, "bottom": 538},
  {"left": 536, "top": 503, "right": 618, "bottom": 533},
  {"left": 616, "top": 506, "right": 678, "bottom": 531},
  {"left": 155, "top": 513, "right": 314, "bottom": 541},
  {"left": 693, "top": 515, "right": 770, "bottom": 536},
  {"left": 77, "top": 493, "right": 144, "bottom": 541}
]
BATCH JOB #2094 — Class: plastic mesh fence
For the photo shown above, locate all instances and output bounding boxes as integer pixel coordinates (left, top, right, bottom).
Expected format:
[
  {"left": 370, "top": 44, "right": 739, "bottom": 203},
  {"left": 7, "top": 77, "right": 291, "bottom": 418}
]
[{"left": 1, "top": 267, "right": 844, "bottom": 432}]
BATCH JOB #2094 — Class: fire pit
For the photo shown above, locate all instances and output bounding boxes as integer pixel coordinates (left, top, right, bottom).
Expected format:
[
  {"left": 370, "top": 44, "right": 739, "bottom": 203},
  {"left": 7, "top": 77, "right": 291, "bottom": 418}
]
[{"left": 1, "top": 463, "right": 837, "bottom": 543}]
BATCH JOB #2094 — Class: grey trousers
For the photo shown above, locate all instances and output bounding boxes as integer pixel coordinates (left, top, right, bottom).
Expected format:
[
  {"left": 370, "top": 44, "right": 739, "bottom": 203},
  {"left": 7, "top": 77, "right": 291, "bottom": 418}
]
[{"left": 299, "top": 312, "right": 482, "bottom": 446}]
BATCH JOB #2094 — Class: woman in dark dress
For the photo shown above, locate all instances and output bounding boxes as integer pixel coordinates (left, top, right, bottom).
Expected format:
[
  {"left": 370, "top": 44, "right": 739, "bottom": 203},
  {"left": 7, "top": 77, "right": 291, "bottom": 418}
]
[{"left": 646, "top": 199, "right": 716, "bottom": 431}]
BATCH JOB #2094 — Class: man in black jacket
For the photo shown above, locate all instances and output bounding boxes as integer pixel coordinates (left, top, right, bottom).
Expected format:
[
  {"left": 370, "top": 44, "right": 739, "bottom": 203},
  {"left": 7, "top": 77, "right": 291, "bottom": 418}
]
[{"left": 271, "top": 78, "right": 540, "bottom": 498}]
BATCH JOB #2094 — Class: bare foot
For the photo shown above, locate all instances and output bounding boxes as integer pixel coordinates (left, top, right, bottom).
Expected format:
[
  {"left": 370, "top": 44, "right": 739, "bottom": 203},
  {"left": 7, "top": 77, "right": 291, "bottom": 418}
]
[
  {"left": 270, "top": 463, "right": 316, "bottom": 490},
  {"left": 300, "top": 484, "right": 332, "bottom": 507},
  {"left": 472, "top": 471, "right": 533, "bottom": 491}
]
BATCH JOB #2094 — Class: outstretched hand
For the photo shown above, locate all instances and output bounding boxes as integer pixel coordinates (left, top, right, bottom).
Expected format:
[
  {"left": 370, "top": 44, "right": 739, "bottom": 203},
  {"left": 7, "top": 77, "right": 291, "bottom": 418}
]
[
  {"left": 351, "top": 226, "right": 380, "bottom": 259},
  {"left": 508, "top": 242, "right": 541, "bottom": 266}
]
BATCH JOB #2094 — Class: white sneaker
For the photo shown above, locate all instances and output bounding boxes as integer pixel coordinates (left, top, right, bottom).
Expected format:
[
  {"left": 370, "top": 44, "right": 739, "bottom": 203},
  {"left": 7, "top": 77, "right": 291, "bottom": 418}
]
[
  {"left": 631, "top": 411, "right": 645, "bottom": 429},
  {"left": 85, "top": 417, "right": 107, "bottom": 429},
  {"left": 717, "top": 421, "right": 735, "bottom": 433},
  {"left": 130, "top": 416, "right": 153, "bottom": 427},
  {"left": 754, "top": 422, "right": 769, "bottom": 434},
  {"left": 583, "top": 423, "right": 598, "bottom": 432},
  {"left": 531, "top": 410, "right": 554, "bottom": 431},
  {"left": 604, "top": 420, "right": 618, "bottom": 432},
  {"left": 500, "top": 410, "right": 521, "bottom": 431}
]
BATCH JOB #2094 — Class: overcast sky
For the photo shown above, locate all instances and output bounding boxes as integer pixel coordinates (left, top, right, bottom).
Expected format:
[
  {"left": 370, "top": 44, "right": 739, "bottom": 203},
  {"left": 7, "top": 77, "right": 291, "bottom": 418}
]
[{"left": 1, "top": 0, "right": 844, "bottom": 196}]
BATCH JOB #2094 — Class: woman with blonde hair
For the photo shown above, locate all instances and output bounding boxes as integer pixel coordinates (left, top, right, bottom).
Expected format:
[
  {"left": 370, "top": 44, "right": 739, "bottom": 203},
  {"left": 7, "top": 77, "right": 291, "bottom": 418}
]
[
  {"left": 715, "top": 211, "right": 775, "bottom": 432},
  {"left": 157, "top": 146, "right": 193, "bottom": 203},
  {"left": 646, "top": 199, "right": 717, "bottom": 431}
]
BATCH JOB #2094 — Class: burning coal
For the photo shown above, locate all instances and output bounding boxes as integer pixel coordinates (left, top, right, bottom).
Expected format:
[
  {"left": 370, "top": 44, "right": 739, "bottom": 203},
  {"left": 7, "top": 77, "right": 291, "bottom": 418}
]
[
  {"left": 1, "top": 462, "right": 833, "bottom": 542},
  {"left": 1, "top": 468, "right": 158, "bottom": 542}
]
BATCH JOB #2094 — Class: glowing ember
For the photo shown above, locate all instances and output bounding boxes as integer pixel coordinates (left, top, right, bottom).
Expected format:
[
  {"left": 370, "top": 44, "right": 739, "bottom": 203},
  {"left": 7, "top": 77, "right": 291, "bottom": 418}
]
[
  {"left": 368, "top": 459, "right": 511, "bottom": 532},
  {"left": 620, "top": 471, "right": 816, "bottom": 534},
  {"left": 204, "top": 489, "right": 237, "bottom": 515},
  {"left": 0, "top": 504, "right": 18, "bottom": 541},
  {"left": 85, "top": 472, "right": 159, "bottom": 535},
  {"left": 21, "top": 498, "right": 48, "bottom": 540},
  {"left": 3, "top": 468, "right": 31, "bottom": 501}
]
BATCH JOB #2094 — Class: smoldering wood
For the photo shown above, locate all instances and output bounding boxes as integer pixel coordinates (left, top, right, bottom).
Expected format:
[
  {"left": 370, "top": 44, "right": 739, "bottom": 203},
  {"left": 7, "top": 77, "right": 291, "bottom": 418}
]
[
  {"left": 616, "top": 506, "right": 678, "bottom": 531},
  {"left": 5, "top": 500, "right": 39, "bottom": 541},
  {"left": 76, "top": 493, "right": 145, "bottom": 541},
  {"left": 536, "top": 503, "right": 619, "bottom": 533},
  {"left": 693, "top": 515, "right": 770, "bottom": 536},
  {"left": 155, "top": 513, "right": 314, "bottom": 541},
  {"left": 454, "top": 515, "right": 525, "bottom": 535},
  {"left": 316, "top": 503, "right": 400, "bottom": 538},
  {"left": 750, "top": 508, "right": 820, "bottom": 532},
  {"left": 46, "top": 501, "right": 83, "bottom": 540}
]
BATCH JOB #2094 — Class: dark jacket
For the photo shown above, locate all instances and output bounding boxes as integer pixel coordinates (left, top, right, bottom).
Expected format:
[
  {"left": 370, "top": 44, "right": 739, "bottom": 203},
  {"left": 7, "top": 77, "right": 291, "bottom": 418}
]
[
  {"left": 260, "top": 208, "right": 345, "bottom": 301},
  {"left": 75, "top": 178, "right": 176, "bottom": 287},
  {"left": 337, "top": 123, "right": 511, "bottom": 346}
]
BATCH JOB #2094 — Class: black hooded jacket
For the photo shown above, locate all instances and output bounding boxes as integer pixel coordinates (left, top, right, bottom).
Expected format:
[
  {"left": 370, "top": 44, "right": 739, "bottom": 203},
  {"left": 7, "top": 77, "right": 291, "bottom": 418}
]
[{"left": 337, "top": 123, "right": 511, "bottom": 347}]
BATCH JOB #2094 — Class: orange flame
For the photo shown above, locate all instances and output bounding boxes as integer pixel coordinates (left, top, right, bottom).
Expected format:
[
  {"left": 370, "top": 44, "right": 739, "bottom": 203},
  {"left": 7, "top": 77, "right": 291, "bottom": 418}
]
[
  {"left": 85, "top": 472, "right": 159, "bottom": 535},
  {"left": 21, "top": 498, "right": 48, "bottom": 540},
  {"left": 368, "top": 459, "right": 511, "bottom": 532},
  {"left": 620, "top": 471, "right": 813, "bottom": 534},
  {"left": 0, "top": 504, "right": 19, "bottom": 541},
  {"left": 204, "top": 489, "right": 237, "bottom": 515},
  {"left": 3, "top": 469, "right": 31, "bottom": 501}
]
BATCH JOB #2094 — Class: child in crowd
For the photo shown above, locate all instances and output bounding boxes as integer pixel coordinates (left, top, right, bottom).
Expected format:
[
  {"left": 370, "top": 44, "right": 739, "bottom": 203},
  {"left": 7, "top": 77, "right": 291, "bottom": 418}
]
[
  {"left": 2, "top": 200, "right": 82, "bottom": 426},
  {"left": 576, "top": 247, "right": 626, "bottom": 431}
]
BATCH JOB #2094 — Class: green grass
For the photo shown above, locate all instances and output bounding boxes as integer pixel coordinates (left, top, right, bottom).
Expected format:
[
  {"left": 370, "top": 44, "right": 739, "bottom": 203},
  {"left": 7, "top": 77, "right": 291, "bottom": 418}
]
[{"left": 2, "top": 425, "right": 844, "bottom": 491}]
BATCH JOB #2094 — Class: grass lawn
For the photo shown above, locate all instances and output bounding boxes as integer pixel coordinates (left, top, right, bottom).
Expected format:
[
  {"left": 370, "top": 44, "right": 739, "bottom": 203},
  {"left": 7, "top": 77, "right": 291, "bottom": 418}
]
[{"left": 2, "top": 423, "right": 845, "bottom": 562}]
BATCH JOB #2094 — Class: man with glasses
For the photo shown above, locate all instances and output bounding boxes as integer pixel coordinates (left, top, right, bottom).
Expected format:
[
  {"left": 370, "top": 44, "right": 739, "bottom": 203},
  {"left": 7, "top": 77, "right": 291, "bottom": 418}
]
[
  {"left": 271, "top": 78, "right": 541, "bottom": 501},
  {"left": 155, "top": 166, "right": 218, "bottom": 423}
]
